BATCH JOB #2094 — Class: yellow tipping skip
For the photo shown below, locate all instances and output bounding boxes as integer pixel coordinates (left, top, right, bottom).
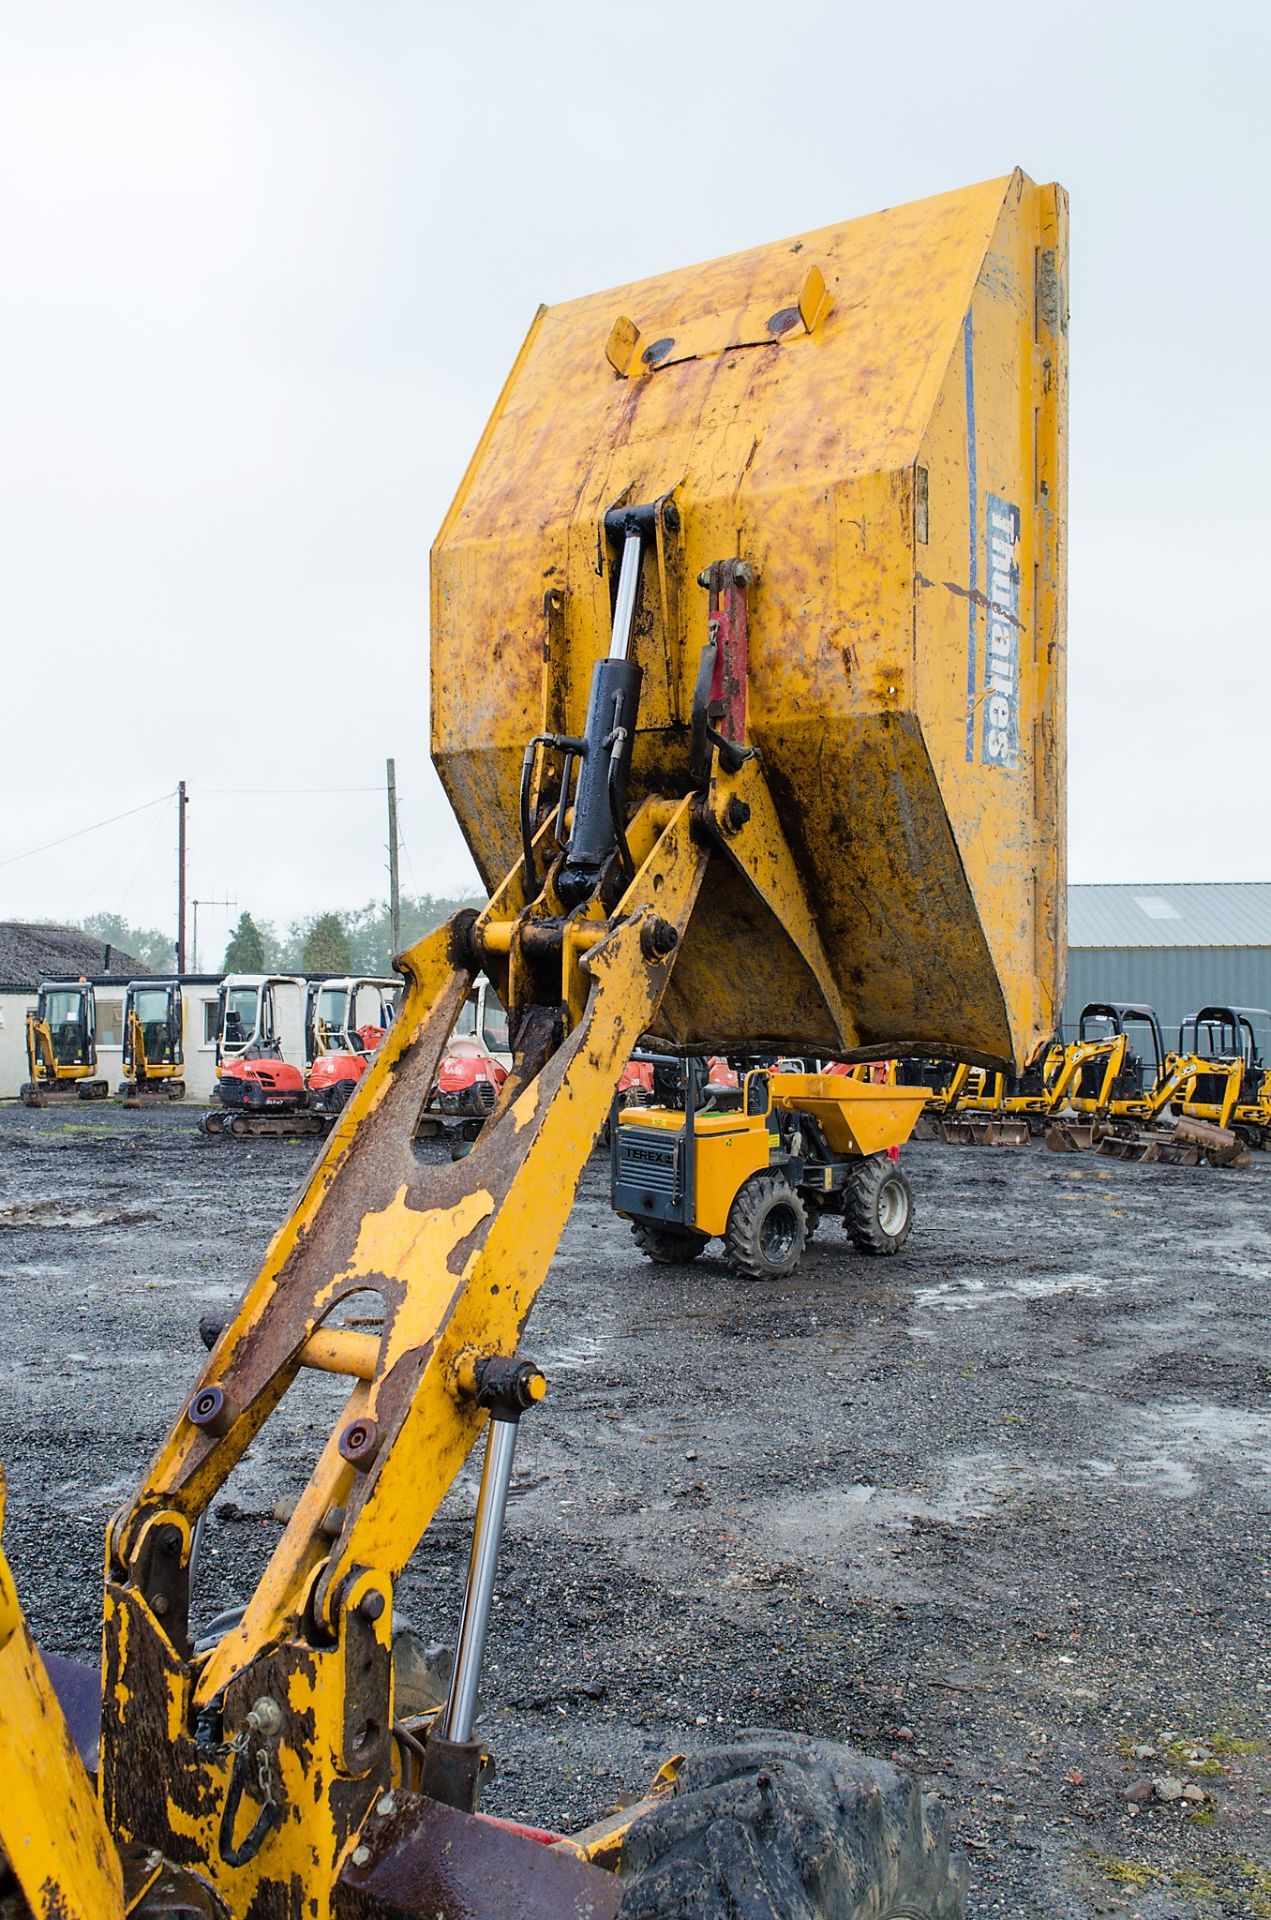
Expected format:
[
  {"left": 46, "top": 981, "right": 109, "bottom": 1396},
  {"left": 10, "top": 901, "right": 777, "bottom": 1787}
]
[{"left": 434, "top": 170, "right": 1067, "bottom": 1070}]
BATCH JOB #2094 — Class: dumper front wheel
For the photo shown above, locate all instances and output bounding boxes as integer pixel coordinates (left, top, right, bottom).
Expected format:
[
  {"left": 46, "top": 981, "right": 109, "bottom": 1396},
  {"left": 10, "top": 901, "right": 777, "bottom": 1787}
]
[
  {"left": 615, "top": 1733, "right": 965, "bottom": 1919},
  {"left": 630, "top": 1220, "right": 709, "bottom": 1264},
  {"left": 725, "top": 1174, "right": 806, "bottom": 1280},
  {"left": 844, "top": 1158, "right": 913, "bottom": 1255}
]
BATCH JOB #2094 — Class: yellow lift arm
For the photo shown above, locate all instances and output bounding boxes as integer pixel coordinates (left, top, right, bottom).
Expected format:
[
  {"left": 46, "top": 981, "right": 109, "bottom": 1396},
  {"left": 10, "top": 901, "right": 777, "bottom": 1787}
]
[{"left": 0, "top": 168, "right": 1067, "bottom": 1920}]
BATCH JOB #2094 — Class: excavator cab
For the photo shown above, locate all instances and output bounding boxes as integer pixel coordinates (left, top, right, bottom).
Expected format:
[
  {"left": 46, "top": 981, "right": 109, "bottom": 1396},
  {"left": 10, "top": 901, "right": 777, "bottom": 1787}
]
[
  {"left": 215, "top": 976, "right": 281, "bottom": 1067},
  {"left": 1075, "top": 1002, "right": 1165, "bottom": 1105},
  {"left": 119, "top": 980, "right": 185, "bottom": 1102},
  {"left": 1180, "top": 1004, "right": 1267, "bottom": 1076},
  {"left": 21, "top": 979, "right": 108, "bottom": 1105},
  {"left": 311, "top": 977, "right": 400, "bottom": 1056},
  {"left": 1175, "top": 1005, "right": 1271, "bottom": 1146},
  {"left": 206, "top": 976, "right": 321, "bottom": 1137}
]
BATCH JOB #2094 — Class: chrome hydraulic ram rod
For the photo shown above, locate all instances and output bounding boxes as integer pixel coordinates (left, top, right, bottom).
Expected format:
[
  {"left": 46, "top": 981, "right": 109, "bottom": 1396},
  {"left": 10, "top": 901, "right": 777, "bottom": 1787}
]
[
  {"left": 419, "top": 1357, "right": 545, "bottom": 1809},
  {"left": 438, "top": 1417, "right": 518, "bottom": 1747}
]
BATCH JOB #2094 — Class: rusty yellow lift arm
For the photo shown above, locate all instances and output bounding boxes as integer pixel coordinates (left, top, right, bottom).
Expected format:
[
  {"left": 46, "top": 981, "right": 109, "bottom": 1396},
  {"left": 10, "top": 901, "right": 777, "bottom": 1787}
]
[{"left": 0, "top": 167, "right": 1066, "bottom": 1920}]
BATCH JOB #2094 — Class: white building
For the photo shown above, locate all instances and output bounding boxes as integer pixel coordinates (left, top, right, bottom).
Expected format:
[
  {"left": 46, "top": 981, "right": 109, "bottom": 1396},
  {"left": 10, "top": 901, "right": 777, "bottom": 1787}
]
[{"left": 0, "top": 923, "right": 226, "bottom": 1101}]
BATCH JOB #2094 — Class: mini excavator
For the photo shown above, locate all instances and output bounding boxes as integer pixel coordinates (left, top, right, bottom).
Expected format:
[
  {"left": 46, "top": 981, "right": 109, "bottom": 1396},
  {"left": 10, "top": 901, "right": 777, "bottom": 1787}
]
[
  {"left": 0, "top": 170, "right": 1067, "bottom": 1920},
  {"left": 119, "top": 980, "right": 186, "bottom": 1103},
  {"left": 21, "top": 979, "right": 109, "bottom": 1104}
]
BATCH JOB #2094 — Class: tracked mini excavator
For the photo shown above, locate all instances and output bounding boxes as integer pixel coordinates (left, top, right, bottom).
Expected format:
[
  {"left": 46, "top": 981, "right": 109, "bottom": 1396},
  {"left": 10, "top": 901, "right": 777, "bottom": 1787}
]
[
  {"left": 1174, "top": 1005, "right": 1271, "bottom": 1150},
  {"left": 20, "top": 978, "right": 109, "bottom": 1105},
  {"left": 118, "top": 980, "right": 187, "bottom": 1104},
  {"left": 1044, "top": 1003, "right": 1251, "bottom": 1165},
  {"left": 0, "top": 171, "right": 1066, "bottom": 1920}
]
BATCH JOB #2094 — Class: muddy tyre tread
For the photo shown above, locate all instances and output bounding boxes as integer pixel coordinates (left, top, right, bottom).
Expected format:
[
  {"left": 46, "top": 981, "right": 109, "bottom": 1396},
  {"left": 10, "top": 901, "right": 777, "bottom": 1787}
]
[
  {"left": 630, "top": 1220, "right": 709, "bottom": 1265},
  {"left": 844, "top": 1157, "right": 913, "bottom": 1256},
  {"left": 617, "top": 1732, "right": 965, "bottom": 1919},
  {"left": 724, "top": 1173, "right": 807, "bottom": 1280}
]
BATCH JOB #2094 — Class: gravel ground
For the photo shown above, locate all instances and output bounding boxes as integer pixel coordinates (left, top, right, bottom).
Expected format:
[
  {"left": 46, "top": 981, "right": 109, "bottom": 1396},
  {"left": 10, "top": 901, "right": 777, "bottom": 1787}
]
[{"left": 0, "top": 1102, "right": 1267, "bottom": 1919}]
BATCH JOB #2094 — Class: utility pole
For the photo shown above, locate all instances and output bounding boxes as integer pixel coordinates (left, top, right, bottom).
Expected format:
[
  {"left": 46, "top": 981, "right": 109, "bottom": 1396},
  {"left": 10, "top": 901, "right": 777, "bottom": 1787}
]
[
  {"left": 386, "top": 758, "right": 401, "bottom": 960},
  {"left": 176, "top": 780, "right": 188, "bottom": 972}
]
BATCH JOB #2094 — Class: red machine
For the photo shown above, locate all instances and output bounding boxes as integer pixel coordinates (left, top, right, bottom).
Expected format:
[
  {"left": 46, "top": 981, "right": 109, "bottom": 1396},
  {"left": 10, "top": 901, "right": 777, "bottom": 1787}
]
[
  {"left": 213, "top": 1048, "right": 312, "bottom": 1130},
  {"left": 434, "top": 1037, "right": 508, "bottom": 1118},
  {"left": 203, "top": 975, "right": 320, "bottom": 1138},
  {"left": 305, "top": 976, "right": 400, "bottom": 1117}
]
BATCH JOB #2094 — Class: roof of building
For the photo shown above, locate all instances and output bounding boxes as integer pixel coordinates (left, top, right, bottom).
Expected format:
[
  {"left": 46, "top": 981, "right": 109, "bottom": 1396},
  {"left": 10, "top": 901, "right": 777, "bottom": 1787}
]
[
  {"left": 1069, "top": 883, "right": 1271, "bottom": 950},
  {"left": 0, "top": 922, "right": 149, "bottom": 990}
]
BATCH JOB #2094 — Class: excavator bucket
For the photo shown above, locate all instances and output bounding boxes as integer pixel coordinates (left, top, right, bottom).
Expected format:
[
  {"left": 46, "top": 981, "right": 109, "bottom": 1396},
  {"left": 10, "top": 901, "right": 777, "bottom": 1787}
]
[
  {"left": 1094, "top": 1128, "right": 1201, "bottom": 1167},
  {"left": 1094, "top": 1118, "right": 1250, "bottom": 1169},
  {"left": 938, "top": 1115, "right": 1031, "bottom": 1147},
  {"left": 1045, "top": 1119, "right": 1106, "bottom": 1153},
  {"left": 434, "top": 171, "right": 1067, "bottom": 1073}
]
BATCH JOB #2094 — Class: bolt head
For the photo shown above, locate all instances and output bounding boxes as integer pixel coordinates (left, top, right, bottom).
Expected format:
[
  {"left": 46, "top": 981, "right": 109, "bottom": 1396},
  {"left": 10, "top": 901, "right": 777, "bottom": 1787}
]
[
  {"left": 338, "top": 1417, "right": 381, "bottom": 1470},
  {"left": 641, "top": 919, "right": 679, "bottom": 960}
]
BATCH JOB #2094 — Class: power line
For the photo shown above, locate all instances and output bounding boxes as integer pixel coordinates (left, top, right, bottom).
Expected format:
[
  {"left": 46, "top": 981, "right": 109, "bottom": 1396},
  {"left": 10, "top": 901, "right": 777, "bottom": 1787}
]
[
  {"left": 0, "top": 790, "right": 174, "bottom": 870},
  {"left": 82, "top": 801, "right": 172, "bottom": 914},
  {"left": 198, "top": 786, "right": 383, "bottom": 796},
  {"left": 113, "top": 804, "right": 176, "bottom": 918}
]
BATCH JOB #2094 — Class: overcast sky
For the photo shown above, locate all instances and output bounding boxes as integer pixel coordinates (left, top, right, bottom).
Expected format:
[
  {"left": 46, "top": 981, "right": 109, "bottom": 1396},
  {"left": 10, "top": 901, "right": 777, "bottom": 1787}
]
[{"left": 2, "top": 1, "right": 1266, "bottom": 961}]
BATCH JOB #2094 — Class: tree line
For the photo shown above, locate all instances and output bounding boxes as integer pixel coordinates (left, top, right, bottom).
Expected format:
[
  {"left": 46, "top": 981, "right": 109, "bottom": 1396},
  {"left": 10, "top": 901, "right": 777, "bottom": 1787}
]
[{"left": 77, "top": 892, "right": 484, "bottom": 979}]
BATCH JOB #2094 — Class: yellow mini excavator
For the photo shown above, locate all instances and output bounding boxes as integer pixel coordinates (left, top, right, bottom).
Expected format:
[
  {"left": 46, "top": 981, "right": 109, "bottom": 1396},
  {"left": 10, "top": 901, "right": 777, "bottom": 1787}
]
[
  {"left": 118, "top": 980, "right": 187, "bottom": 1104},
  {"left": 1044, "top": 1004, "right": 1249, "bottom": 1165},
  {"left": 20, "top": 978, "right": 109, "bottom": 1105},
  {"left": 1172, "top": 1004, "right": 1271, "bottom": 1150},
  {"left": 0, "top": 170, "right": 1066, "bottom": 1920},
  {"left": 932, "top": 1030, "right": 1124, "bottom": 1146}
]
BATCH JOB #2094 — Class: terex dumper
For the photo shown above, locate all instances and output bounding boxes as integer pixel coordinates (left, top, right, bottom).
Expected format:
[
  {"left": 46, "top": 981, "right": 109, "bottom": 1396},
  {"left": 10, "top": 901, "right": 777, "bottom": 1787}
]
[{"left": 0, "top": 170, "right": 1065, "bottom": 1920}]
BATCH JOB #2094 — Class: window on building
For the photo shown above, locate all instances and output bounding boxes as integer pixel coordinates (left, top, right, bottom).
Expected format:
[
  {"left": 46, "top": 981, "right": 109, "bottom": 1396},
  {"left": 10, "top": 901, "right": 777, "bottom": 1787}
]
[
  {"left": 203, "top": 1000, "right": 220, "bottom": 1045},
  {"left": 97, "top": 999, "right": 123, "bottom": 1048}
]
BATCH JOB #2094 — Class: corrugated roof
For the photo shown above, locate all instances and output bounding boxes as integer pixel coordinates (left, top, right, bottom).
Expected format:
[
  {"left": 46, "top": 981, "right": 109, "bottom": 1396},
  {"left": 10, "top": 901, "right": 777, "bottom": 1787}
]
[
  {"left": 0, "top": 922, "right": 148, "bottom": 990},
  {"left": 1069, "top": 884, "right": 1271, "bottom": 950}
]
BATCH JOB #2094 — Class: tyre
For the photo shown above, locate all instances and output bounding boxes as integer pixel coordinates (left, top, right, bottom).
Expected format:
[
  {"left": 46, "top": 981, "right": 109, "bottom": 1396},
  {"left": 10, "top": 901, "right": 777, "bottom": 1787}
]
[
  {"left": 724, "top": 1174, "right": 806, "bottom": 1280},
  {"left": 616, "top": 1732, "right": 965, "bottom": 1919},
  {"left": 630, "top": 1220, "right": 709, "bottom": 1265},
  {"left": 844, "top": 1157, "right": 913, "bottom": 1255}
]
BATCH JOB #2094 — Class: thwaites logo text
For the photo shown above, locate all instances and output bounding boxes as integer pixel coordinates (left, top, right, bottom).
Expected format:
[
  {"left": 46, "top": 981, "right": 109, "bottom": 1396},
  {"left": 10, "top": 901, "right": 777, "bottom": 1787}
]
[{"left": 981, "top": 495, "right": 1021, "bottom": 769}]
